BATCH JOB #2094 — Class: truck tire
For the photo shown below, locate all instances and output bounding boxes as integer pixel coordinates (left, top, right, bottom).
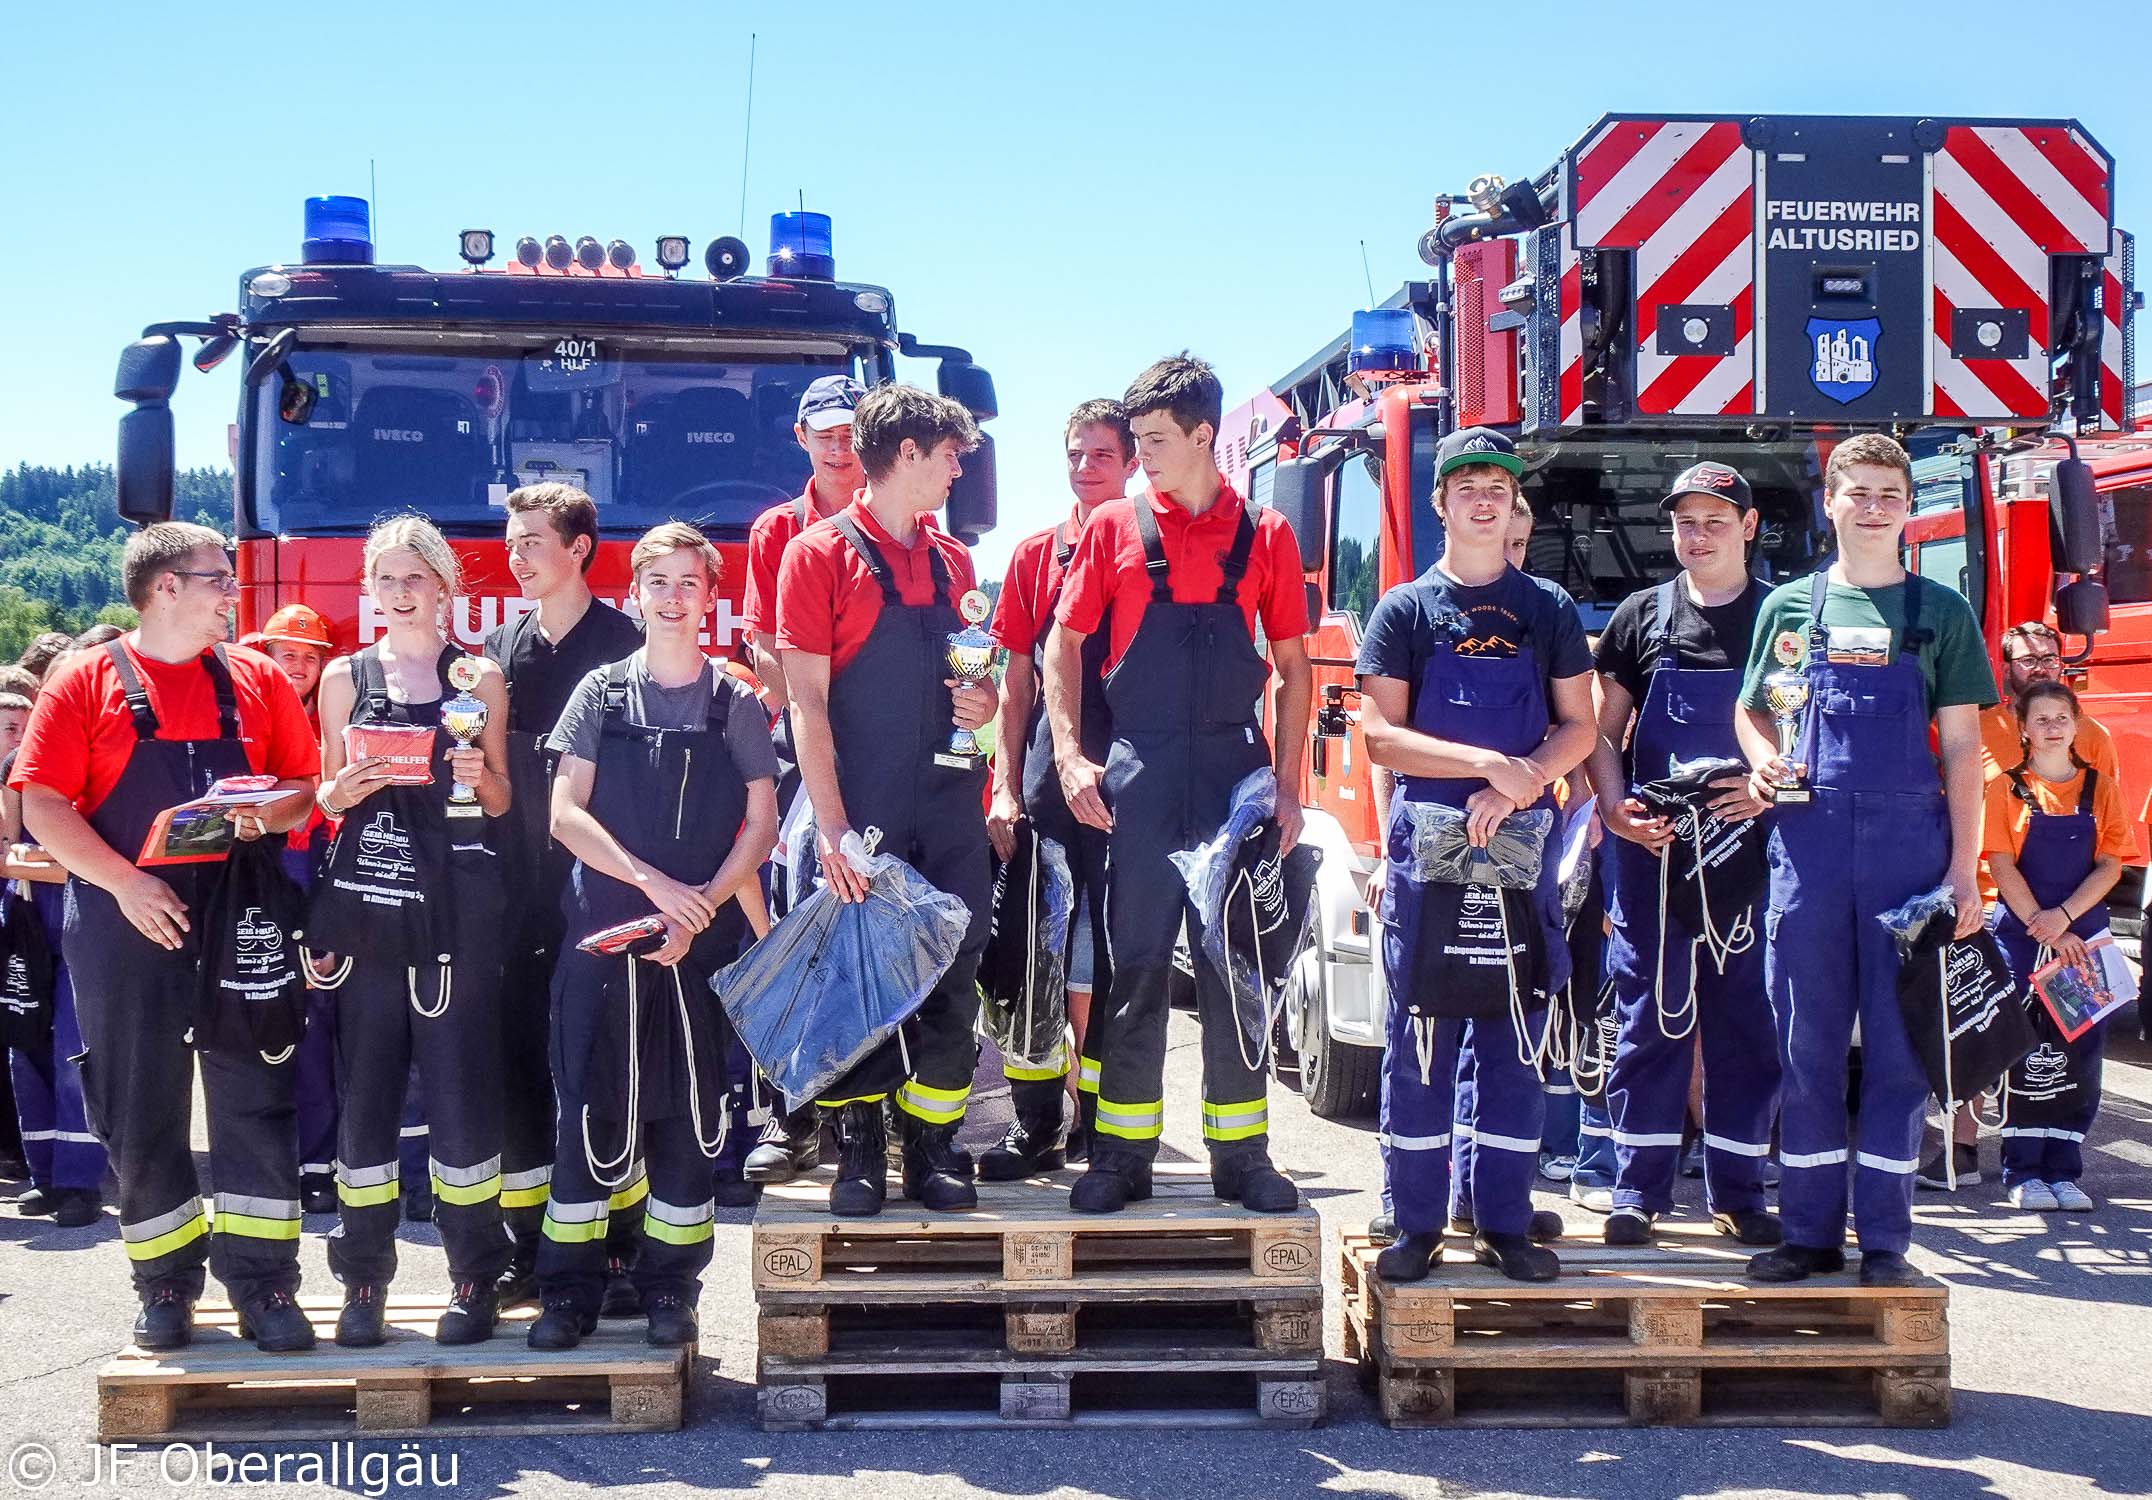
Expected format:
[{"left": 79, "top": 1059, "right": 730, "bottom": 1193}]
[{"left": 1287, "top": 934, "right": 1380, "bottom": 1120}]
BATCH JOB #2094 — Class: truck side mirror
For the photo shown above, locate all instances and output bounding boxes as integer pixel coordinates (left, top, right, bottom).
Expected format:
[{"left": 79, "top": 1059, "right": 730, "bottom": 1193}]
[
  {"left": 1270, "top": 456, "right": 1328, "bottom": 572},
  {"left": 2056, "top": 577, "right": 2109, "bottom": 639},
  {"left": 2052, "top": 457, "right": 2102, "bottom": 574},
  {"left": 114, "top": 336, "right": 182, "bottom": 527},
  {"left": 938, "top": 360, "right": 998, "bottom": 422},
  {"left": 944, "top": 431, "right": 997, "bottom": 543}
]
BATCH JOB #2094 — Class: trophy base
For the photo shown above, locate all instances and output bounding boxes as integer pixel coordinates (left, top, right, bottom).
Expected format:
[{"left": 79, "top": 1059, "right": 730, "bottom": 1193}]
[
  {"left": 445, "top": 801, "right": 485, "bottom": 819},
  {"left": 933, "top": 751, "right": 980, "bottom": 771},
  {"left": 1770, "top": 786, "right": 1811, "bottom": 805}
]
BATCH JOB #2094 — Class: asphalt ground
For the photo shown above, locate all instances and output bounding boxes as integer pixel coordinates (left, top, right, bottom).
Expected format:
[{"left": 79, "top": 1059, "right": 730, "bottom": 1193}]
[{"left": 3, "top": 1016, "right": 2150, "bottom": 1500}]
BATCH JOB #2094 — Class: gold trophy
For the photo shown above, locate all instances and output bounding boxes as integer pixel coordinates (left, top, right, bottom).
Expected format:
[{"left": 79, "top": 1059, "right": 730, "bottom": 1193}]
[
  {"left": 441, "top": 655, "right": 489, "bottom": 817},
  {"left": 1761, "top": 667, "right": 1812, "bottom": 805},
  {"left": 936, "top": 590, "right": 1000, "bottom": 770}
]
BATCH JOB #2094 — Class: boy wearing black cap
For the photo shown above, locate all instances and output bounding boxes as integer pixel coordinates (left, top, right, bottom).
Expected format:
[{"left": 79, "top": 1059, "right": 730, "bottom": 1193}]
[
  {"left": 1583, "top": 462, "right": 1781, "bottom": 1249},
  {"left": 1357, "top": 427, "right": 1595, "bottom": 1283}
]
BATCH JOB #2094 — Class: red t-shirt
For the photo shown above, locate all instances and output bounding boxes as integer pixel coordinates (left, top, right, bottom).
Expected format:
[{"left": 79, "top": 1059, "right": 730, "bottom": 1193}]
[
  {"left": 1055, "top": 484, "right": 1310, "bottom": 673},
  {"left": 989, "top": 507, "right": 1089, "bottom": 656},
  {"left": 774, "top": 498, "right": 977, "bottom": 677},
  {"left": 9, "top": 639, "right": 321, "bottom": 817},
  {"left": 743, "top": 483, "right": 849, "bottom": 638}
]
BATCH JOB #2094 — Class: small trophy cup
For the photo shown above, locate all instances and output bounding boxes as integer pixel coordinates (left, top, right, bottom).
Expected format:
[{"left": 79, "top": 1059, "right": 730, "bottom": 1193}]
[
  {"left": 441, "top": 655, "right": 489, "bottom": 817},
  {"left": 936, "top": 590, "right": 999, "bottom": 770},
  {"left": 1761, "top": 667, "right": 1812, "bottom": 805}
]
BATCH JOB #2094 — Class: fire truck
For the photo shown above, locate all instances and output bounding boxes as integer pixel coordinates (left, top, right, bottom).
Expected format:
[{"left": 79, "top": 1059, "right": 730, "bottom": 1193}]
[
  {"left": 109, "top": 197, "right": 999, "bottom": 651},
  {"left": 1225, "top": 114, "right": 2135, "bottom": 1116}
]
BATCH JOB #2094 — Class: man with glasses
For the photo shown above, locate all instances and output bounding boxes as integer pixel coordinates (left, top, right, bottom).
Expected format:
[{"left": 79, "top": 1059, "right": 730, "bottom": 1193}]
[
  {"left": 10, "top": 523, "right": 322, "bottom": 1351},
  {"left": 1979, "top": 623, "right": 2116, "bottom": 781}
]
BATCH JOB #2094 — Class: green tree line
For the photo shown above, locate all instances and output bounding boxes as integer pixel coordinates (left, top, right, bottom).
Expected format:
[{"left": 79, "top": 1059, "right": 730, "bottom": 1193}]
[{"left": 0, "top": 464, "right": 229, "bottom": 661}]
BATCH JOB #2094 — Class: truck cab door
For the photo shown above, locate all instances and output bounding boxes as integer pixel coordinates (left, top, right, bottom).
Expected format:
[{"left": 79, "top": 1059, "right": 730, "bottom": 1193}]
[{"left": 1303, "top": 452, "right": 1385, "bottom": 857}]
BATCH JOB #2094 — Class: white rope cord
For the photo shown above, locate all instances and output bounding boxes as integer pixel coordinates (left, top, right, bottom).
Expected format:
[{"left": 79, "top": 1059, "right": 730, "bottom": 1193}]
[
  {"left": 1497, "top": 890, "right": 1555, "bottom": 1076},
  {"left": 671, "top": 963, "right": 729, "bottom": 1160},
  {"left": 259, "top": 1043, "right": 296, "bottom": 1066},
  {"left": 407, "top": 957, "right": 453, "bottom": 1020},
  {"left": 1411, "top": 1013, "right": 1439, "bottom": 1087},
  {"left": 298, "top": 946, "right": 354, "bottom": 990},
  {"left": 582, "top": 955, "right": 643, "bottom": 1188},
  {"left": 1653, "top": 847, "right": 1699, "bottom": 1042},
  {"left": 1230, "top": 864, "right": 1275, "bottom": 1076},
  {"left": 1938, "top": 943, "right": 1958, "bottom": 1191}
]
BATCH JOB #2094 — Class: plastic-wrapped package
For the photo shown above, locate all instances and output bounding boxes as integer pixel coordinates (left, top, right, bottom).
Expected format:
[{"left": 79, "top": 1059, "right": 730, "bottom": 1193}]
[
  {"left": 1399, "top": 801, "right": 1553, "bottom": 889},
  {"left": 977, "top": 827, "right": 1074, "bottom": 1071},
  {"left": 1170, "top": 768, "right": 1320, "bottom": 1068},
  {"left": 774, "top": 786, "right": 820, "bottom": 913},
  {"left": 1878, "top": 882, "right": 1960, "bottom": 956},
  {"left": 712, "top": 830, "right": 971, "bottom": 1111}
]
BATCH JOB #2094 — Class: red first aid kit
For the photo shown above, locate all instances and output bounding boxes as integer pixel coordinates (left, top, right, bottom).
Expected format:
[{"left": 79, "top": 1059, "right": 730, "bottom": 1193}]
[{"left": 343, "top": 722, "right": 436, "bottom": 785}]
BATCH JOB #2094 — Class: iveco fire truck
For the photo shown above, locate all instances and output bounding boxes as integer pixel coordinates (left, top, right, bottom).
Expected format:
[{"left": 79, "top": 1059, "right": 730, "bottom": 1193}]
[
  {"left": 1225, "top": 114, "right": 2135, "bottom": 1116},
  {"left": 110, "top": 197, "right": 998, "bottom": 652}
]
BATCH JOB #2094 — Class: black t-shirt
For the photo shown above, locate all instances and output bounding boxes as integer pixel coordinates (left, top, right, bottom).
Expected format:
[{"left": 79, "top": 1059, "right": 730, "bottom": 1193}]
[
  {"left": 1592, "top": 576, "right": 1767, "bottom": 704},
  {"left": 484, "top": 600, "right": 645, "bottom": 738},
  {"left": 1355, "top": 564, "right": 1592, "bottom": 721}
]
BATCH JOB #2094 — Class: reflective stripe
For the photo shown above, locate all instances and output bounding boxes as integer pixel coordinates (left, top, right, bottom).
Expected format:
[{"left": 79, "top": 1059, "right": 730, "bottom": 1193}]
[
  {"left": 1999, "top": 1126, "right": 2088, "bottom": 1141},
  {"left": 895, "top": 1078, "right": 971, "bottom": 1124},
  {"left": 1094, "top": 1097, "right": 1164, "bottom": 1140},
  {"left": 1542, "top": 1084, "right": 1578, "bottom": 1096},
  {"left": 122, "top": 1199, "right": 209, "bottom": 1261},
  {"left": 1378, "top": 1130, "right": 1452, "bottom": 1152},
  {"left": 1075, "top": 1058, "right": 1101, "bottom": 1095},
  {"left": 608, "top": 1174, "right": 651, "bottom": 1213},
  {"left": 1855, "top": 1151, "right": 1920, "bottom": 1174},
  {"left": 1577, "top": 1120, "right": 1615, "bottom": 1138},
  {"left": 643, "top": 1195, "right": 716, "bottom": 1246},
  {"left": 816, "top": 1092, "right": 888, "bottom": 1108},
  {"left": 1610, "top": 1129, "right": 1685, "bottom": 1148},
  {"left": 1779, "top": 1147, "right": 1850, "bottom": 1168},
  {"left": 1201, "top": 1098, "right": 1269, "bottom": 1143},
  {"left": 54, "top": 1130, "right": 100, "bottom": 1144},
  {"left": 500, "top": 1165, "right": 552, "bottom": 1210},
  {"left": 18, "top": 1129, "right": 56, "bottom": 1141},
  {"left": 337, "top": 1160, "right": 400, "bottom": 1208},
  {"left": 431, "top": 1155, "right": 504, "bottom": 1206},
  {"left": 300, "top": 1161, "right": 336, "bottom": 1176},
  {"left": 399, "top": 1125, "right": 429, "bottom": 1138},
  {"left": 542, "top": 1197, "right": 609, "bottom": 1244},
  {"left": 1460, "top": 1126, "right": 1541, "bottom": 1154},
  {"left": 1701, "top": 1134, "right": 1772, "bottom": 1158},
  {"left": 213, "top": 1191, "right": 302, "bottom": 1242},
  {"left": 1004, "top": 1045, "right": 1069, "bottom": 1083}
]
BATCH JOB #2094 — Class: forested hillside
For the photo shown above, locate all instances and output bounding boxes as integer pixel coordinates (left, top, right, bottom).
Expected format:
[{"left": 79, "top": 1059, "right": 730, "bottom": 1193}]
[{"left": 0, "top": 465, "right": 229, "bottom": 659}]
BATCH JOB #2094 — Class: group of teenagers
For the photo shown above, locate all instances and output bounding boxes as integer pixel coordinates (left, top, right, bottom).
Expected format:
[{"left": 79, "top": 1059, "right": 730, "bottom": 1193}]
[{"left": 4, "top": 352, "right": 2130, "bottom": 1365}]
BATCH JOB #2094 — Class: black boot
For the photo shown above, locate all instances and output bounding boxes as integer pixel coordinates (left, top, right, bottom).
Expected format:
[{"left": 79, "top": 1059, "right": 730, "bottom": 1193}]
[
  {"left": 1859, "top": 1250, "right": 1921, "bottom": 1288},
  {"left": 527, "top": 1299, "right": 596, "bottom": 1351},
  {"left": 131, "top": 1286, "right": 194, "bottom": 1352},
  {"left": 1603, "top": 1208, "right": 1653, "bottom": 1246},
  {"left": 978, "top": 1083, "right": 1067, "bottom": 1181},
  {"left": 1713, "top": 1209, "right": 1783, "bottom": 1247},
  {"left": 744, "top": 1106, "right": 822, "bottom": 1184},
  {"left": 1210, "top": 1144, "right": 1299, "bottom": 1212},
  {"left": 299, "top": 1172, "right": 337, "bottom": 1216},
  {"left": 16, "top": 1186, "right": 56, "bottom": 1217},
  {"left": 335, "top": 1284, "right": 387, "bottom": 1348},
  {"left": 1450, "top": 1208, "right": 1565, "bottom": 1243},
  {"left": 53, "top": 1188, "right": 101, "bottom": 1228},
  {"left": 1375, "top": 1232, "right": 1443, "bottom": 1282},
  {"left": 829, "top": 1102, "right": 888, "bottom": 1217},
  {"left": 1368, "top": 1210, "right": 1399, "bottom": 1244},
  {"left": 902, "top": 1120, "right": 979, "bottom": 1211},
  {"left": 238, "top": 1289, "right": 317, "bottom": 1352},
  {"left": 436, "top": 1280, "right": 500, "bottom": 1345},
  {"left": 1069, "top": 1147, "right": 1154, "bottom": 1213},
  {"left": 495, "top": 1253, "right": 539, "bottom": 1309},
  {"left": 600, "top": 1256, "right": 644, "bottom": 1318},
  {"left": 645, "top": 1291, "right": 698, "bottom": 1347},
  {"left": 1474, "top": 1232, "right": 1561, "bottom": 1282},
  {"left": 1747, "top": 1243, "right": 1846, "bottom": 1283},
  {"left": 713, "top": 1165, "right": 762, "bottom": 1209}
]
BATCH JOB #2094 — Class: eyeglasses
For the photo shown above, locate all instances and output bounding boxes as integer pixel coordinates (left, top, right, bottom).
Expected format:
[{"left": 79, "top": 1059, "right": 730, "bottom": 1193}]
[
  {"left": 171, "top": 570, "right": 240, "bottom": 594},
  {"left": 2007, "top": 652, "right": 2061, "bottom": 670}
]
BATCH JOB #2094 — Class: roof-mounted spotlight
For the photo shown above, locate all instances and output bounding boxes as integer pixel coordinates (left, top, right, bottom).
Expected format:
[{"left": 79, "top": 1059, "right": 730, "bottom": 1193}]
[
  {"left": 543, "top": 235, "right": 572, "bottom": 271},
  {"left": 605, "top": 239, "right": 636, "bottom": 271},
  {"left": 458, "top": 229, "right": 495, "bottom": 267},
  {"left": 574, "top": 236, "right": 605, "bottom": 272},
  {"left": 704, "top": 236, "right": 751, "bottom": 281},
  {"left": 515, "top": 236, "right": 543, "bottom": 269},
  {"left": 655, "top": 235, "right": 691, "bottom": 276}
]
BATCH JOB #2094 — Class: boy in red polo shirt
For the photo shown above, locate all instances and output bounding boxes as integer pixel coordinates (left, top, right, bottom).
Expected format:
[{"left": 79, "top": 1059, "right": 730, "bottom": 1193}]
[
  {"left": 1045, "top": 354, "right": 1314, "bottom": 1213},
  {"left": 775, "top": 384, "right": 996, "bottom": 1215}
]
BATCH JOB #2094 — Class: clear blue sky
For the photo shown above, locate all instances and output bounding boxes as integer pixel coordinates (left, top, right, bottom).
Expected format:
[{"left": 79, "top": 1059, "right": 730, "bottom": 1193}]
[{"left": 3, "top": 1, "right": 2145, "bottom": 574}]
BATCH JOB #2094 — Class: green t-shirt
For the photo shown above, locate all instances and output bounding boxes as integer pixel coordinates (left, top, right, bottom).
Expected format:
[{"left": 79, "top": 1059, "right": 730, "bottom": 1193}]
[{"left": 1738, "top": 574, "right": 1998, "bottom": 717}]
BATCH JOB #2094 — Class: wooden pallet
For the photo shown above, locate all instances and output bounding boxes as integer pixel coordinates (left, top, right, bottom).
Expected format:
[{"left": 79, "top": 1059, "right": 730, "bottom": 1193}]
[
  {"left": 1339, "top": 1229, "right": 1950, "bottom": 1429},
  {"left": 96, "top": 1298, "right": 691, "bottom": 1442},
  {"left": 752, "top": 1165, "right": 1324, "bottom": 1429}
]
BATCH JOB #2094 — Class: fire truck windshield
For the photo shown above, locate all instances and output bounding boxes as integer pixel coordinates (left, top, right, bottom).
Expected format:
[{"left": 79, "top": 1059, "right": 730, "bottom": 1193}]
[{"left": 246, "top": 336, "right": 858, "bottom": 539}]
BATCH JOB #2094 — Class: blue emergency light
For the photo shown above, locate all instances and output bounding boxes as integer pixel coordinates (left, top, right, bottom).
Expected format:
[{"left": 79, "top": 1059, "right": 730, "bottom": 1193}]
[
  {"left": 768, "top": 211, "right": 835, "bottom": 280},
  {"left": 301, "top": 195, "right": 374, "bottom": 265},
  {"left": 1348, "top": 308, "right": 1417, "bottom": 375}
]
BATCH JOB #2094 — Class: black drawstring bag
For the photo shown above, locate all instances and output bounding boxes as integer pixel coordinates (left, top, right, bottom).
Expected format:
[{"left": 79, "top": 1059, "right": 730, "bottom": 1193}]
[
  {"left": 1417, "top": 881, "right": 1546, "bottom": 1021},
  {"left": 306, "top": 806, "right": 449, "bottom": 970},
  {"left": 0, "top": 881, "right": 55, "bottom": 1051},
  {"left": 977, "top": 822, "right": 1074, "bottom": 1073},
  {"left": 1893, "top": 914, "right": 2038, "bottom": 1110},
  {"left": 1633, "top": 755, "right": 1768, "bottom": 935},
  {"left": 195, "top": 841, "right": 310, "bottom": 1061}
]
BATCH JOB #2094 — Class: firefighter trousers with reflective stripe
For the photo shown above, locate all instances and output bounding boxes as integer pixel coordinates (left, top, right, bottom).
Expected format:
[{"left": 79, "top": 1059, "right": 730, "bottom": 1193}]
[
  {"left": 294, "top": 985, "right": 339, "bottom": 1178},
  {"left": 10, "top": 957, "right": 106, "bottom": 1191},
  {"left": 497, "top": 931, "right": 558, "bottom": 1252},
  {"left": 538, "top": 1099, "right": 714, "bottom": 1316},
  {"left": 328, "top": 953, "right": 512, "bottom": 1288},
  {"left": 65, "top": 882, "right": 301, "bottom": 1303},
  {"left": 1379, "top": 1002, "right": 1544, "bottom": 1239}
]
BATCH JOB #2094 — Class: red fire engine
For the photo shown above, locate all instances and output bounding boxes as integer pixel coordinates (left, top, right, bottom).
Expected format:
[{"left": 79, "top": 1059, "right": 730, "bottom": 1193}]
[
  {"left": 109, "top": 199, "right": 999, "bottom": 654},
  {"left": 1225, "top": 114, "right": 2135, "bottom": 1116}
]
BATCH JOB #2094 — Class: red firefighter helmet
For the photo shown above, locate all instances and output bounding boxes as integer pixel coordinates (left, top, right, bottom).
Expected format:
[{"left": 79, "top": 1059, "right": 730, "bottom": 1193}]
[{"left": 260, "top": 604, "right": 334, "bottom": 652}]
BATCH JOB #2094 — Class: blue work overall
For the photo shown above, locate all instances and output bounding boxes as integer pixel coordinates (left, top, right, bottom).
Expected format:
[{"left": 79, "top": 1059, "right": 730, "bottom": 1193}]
[
  {"left": 6, "top": 875, "right": 103, "bottom": 1194},
  {"left": 1766, "top": 573, "right": 1947, "bottom": 1256},
  {"left": 1990, "top": 768, "right": 2108, "bottom": 1189},
  {"left": 1378, "top": 633, "right": 1567, "bottom": 1238},
  {"left": 1605, "top": 579, "right": 1779, "bottom": 1216}
]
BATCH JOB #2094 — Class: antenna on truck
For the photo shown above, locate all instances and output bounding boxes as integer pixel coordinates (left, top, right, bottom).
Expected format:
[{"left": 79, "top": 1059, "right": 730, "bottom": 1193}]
[
  {"left": 1360, "top": 240, "right": 1377, "bottom": 305},
  {"left": 737, "top": 33, "right": 758, "bottom": 238}
]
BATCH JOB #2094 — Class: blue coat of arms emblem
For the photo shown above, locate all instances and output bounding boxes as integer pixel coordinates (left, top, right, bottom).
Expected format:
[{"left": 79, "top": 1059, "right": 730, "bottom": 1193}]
[{"left": 1806, "top": 317, "right": 1881, "bottom": 405}]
